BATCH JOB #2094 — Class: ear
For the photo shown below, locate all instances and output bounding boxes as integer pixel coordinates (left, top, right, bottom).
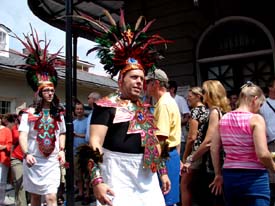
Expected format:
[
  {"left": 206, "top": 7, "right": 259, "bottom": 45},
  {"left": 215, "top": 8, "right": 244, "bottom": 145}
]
[
  {"left": 118, "top": 78, "right": 123, "bottom": 88},
  {"left": 152, "top": 80, "right": 158, "bottom": 86},
  {"left": 251, "top": 96, "right": 259, "bottom": 106}
]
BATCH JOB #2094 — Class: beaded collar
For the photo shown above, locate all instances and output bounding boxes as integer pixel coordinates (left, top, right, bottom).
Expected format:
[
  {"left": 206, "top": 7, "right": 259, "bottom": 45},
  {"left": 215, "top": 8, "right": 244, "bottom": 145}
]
[
  {"left": 96, "top": 92, "right": 164, "bottom": 172},
  {"left": 28, "top": 108, "right": 58, "bottom": 157}
]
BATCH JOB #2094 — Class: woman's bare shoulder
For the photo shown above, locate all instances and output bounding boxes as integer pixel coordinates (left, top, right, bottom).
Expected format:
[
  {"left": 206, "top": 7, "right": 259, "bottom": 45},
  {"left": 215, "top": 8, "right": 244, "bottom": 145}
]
[{"left": 250, "top": 113, "right": 265, "bottom": 126}]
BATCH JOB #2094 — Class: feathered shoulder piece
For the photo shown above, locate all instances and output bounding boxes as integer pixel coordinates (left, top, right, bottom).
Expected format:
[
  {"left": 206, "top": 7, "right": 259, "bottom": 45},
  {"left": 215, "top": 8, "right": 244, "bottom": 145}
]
[
  {"left": 77, "top": 9, "right": 172, "bottom": 78},
  {"left": 9, "top": 25, "right": 63, "bottom": 92}
]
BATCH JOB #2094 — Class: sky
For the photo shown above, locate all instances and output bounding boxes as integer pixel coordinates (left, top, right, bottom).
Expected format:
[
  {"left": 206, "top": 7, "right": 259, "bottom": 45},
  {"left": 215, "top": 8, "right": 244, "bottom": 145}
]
[{"left": 0, "top": 0, "right": 106, "bottom": 76}]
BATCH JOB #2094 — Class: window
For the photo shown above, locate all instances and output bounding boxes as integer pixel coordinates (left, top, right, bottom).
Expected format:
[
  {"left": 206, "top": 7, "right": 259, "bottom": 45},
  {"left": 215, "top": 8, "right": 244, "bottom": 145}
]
[
  {"left": 198, "top": 19, "right": 274, "bottom": 93},
  {"left": 0, "top": 100, "right": 11, "bottom": 114},
  {"left": 0, "top": 31, "right": 6, "bottom": 50}
]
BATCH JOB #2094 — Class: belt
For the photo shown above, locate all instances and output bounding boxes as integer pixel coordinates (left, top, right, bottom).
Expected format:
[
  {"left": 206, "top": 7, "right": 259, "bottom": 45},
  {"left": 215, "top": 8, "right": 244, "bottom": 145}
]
[
  {"left": 268, "top": 139, "right": 275, "bottom": 145},
  {"left": 168, "top": 146, "right": 176, "bottom": 152}
]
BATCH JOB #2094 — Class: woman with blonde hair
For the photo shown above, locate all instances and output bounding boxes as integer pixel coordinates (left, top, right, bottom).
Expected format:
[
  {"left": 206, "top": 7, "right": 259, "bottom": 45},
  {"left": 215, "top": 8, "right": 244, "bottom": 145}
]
[
  {"left": 181, "top": 87, "right": 209, "bottom": 206},
  {"left": 184, "top": 80, "right": 231, "bottom": 206},
  {"left": 210, "top": 81, "right": 275, "bottom": 206}
]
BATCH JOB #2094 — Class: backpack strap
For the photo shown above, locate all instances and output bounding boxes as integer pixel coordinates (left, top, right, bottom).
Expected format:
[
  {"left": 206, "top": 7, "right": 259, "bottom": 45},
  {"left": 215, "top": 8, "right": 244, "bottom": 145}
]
[{"left": 266, "top": 100, "right": 275, "bottom": 114}]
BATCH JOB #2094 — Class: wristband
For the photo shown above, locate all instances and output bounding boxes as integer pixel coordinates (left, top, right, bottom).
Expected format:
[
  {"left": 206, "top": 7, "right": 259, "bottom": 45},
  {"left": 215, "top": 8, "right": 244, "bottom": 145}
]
[
  {"left": 91, "top": 176, "right": 104, "bottom": 186},
  {"left": 158, "top": 167, "right": 168, "bottom": 176},
  {"left": 87, "top": 158, "right": 104, "bottom": 186},
  {"left": 24, "top": 152, "right": 30, "bottom": 159},
  {"left": 59, "top": 147, "right": 65, "bottom": 152},
  {"left": 77, "top": 145, "right": 104, "bottom": 186}
]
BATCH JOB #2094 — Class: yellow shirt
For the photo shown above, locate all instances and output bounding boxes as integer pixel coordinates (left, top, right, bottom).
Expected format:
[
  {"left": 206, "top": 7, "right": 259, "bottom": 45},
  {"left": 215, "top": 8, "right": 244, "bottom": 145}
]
[{"left": 154, "top": 92, "right": 181, "bottom": 147}]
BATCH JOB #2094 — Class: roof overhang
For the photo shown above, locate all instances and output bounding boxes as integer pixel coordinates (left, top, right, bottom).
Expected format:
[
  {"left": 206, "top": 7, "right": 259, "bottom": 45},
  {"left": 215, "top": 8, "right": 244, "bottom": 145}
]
[{"left": 27, "top": 0, "right": 124, "bottom": 41}]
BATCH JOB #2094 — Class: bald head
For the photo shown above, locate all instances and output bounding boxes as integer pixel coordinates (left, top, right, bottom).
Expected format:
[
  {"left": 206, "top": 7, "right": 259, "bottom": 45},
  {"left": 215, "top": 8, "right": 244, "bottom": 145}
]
[{"left": 88, "top": 92, "right": 101, "bottom": 108}]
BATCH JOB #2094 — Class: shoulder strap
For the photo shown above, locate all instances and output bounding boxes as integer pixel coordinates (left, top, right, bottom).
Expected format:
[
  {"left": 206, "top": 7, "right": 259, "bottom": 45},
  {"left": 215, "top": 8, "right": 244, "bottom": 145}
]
[
  {"left": 211, "top": 107, "right": 222, "bottom": 120},
  {"left": 266, "top": 100, "right": 275, "bottom": 114}
]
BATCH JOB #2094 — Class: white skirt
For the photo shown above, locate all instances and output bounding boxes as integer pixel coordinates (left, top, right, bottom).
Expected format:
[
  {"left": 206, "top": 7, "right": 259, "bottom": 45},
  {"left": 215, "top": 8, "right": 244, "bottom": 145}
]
[
  {"left": 23, "top": 155, "right": 60, "bottom": 195},
  {"left": 98, "top": 148, "right": 165, "bottom": 206}
]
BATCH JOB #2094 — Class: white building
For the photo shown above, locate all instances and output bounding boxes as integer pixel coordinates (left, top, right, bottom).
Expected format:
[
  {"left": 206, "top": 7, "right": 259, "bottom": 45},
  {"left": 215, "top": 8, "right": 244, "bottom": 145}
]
[{"left": 0, "top": 24, "right": 118, "bottom": 114}]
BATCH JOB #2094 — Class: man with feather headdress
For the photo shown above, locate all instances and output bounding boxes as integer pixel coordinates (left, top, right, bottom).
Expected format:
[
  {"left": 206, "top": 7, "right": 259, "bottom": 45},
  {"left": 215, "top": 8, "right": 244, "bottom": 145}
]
[
  {"left": 11, "top": 26, "right": 66, "bottom": 206},
  {"left": 77, "top": 10, "right": 172, "bottom": 206}
]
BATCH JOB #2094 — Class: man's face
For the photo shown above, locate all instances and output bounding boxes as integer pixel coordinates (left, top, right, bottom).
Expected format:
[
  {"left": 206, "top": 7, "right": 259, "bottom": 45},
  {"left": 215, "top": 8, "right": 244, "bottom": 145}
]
[
  {"left": 41, "top": 86, "right": 55, "bottom": 103},
  {"left": 74, "top": 104, "right": 84, "bottom": 118},
  {"left": 146, "top": 79, "right": 158, "bottom": 97},
  {"left": 119, "top": 69, "right": 144, "bottom": 101},
  {"left": 1, "top": 117, "right": 8, "bottom": 126},
  {"left": 169, "top": 87, "right": 175, "bottom": 97}
]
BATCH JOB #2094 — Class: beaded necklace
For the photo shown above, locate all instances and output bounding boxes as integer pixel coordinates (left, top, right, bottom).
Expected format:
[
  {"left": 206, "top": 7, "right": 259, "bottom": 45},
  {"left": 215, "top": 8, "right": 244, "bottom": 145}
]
[{"left": 96, "top": 93, "right": 166, "bottom": 172}]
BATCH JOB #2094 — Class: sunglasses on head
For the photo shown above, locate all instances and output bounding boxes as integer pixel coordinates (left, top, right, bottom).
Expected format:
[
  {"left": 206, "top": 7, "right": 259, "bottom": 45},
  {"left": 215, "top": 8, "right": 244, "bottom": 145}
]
[{"left": 240, "top": 81, "right": 254, "bottom": 89}]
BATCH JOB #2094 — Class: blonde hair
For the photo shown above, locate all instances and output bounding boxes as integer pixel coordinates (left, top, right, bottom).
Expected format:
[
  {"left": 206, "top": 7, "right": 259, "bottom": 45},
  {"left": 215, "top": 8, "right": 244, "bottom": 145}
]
[
  {"left": 189, "top": 86, "right": 203, "bottom": 96},
  {"left": 202, "top": 80, "right": 231, "bottom": 113},
  {"left": 239, "top": 82, "right": 265, "bottom": 106},
  {"left": 189, "top": 86, "right": 203, "bottom": 101}
]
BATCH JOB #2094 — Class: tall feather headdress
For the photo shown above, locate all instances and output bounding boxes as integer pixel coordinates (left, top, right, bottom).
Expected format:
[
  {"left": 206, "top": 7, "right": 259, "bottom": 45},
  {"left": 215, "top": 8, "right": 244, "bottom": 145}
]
[
  {"left": 9, "top": 25, "right": 63, "bottom": 92},
  {"left": 78, "top": 9, "right": 172, "bottom": 78}
]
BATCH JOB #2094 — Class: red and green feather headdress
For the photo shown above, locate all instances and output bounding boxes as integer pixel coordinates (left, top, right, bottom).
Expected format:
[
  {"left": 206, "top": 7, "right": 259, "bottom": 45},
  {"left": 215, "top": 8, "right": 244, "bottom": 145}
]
[
  {"left": 10, "top": 25, "right": 63, "bottom": 92},
  {"left": 77, "top": 9, "right": 172, "bottom": 78}
]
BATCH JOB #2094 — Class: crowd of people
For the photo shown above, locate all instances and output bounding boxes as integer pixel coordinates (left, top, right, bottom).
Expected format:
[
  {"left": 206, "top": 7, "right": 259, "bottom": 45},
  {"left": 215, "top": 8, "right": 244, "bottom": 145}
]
[
  {"left": 1, "top": 9, "right": 275, "bottom": 206},
  {"left": 0, "top": 92, "right": 100, "bottom": 206},
  {"left": 1, "top": 76, "right": 275, "bottom": 206}
]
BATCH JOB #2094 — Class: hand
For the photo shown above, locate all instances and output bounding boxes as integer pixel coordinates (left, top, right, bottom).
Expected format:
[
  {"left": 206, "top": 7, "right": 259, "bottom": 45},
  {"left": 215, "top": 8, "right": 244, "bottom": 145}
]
[
  {"left": 25, "top": 154, "right": 37, "bottom": 167},
  {"left": 0, "top": 145, "right": 6, "bottom": 150},
  {"left": 181, "top": 162, "right": 191, "bottom": 174},
  {"left": 209, "top": 174, "right": 223, "bottom": 195},
  {"left": 58, "top": 151, "right": 66, "bottom": 165},
  {"left": 160, "top": 174, "right": 171, "bottom": 195},
  {"left": 93, "top": 183, "right": 115, "bottom": 206}
]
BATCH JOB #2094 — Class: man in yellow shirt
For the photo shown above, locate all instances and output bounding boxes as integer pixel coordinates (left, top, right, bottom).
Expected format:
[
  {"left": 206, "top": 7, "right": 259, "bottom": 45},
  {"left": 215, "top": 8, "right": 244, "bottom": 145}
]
[{"left": 146, "top": 68, "right": 181, "bottom": 206}]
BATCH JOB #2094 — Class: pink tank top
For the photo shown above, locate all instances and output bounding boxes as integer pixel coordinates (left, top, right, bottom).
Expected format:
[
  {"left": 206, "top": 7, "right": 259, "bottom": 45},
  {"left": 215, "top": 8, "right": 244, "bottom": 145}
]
[{"left": 220, "top": 111, "right": 265, "bottom": 170}]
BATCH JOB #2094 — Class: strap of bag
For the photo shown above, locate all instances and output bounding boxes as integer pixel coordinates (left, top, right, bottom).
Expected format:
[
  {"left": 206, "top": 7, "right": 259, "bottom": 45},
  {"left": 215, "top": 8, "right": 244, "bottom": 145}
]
[
  {"left": 212, "top": 107, "right": 222, "bottom": 120},
  {"left": 266, "top": 100, "right": 275, "bottom": 114}
]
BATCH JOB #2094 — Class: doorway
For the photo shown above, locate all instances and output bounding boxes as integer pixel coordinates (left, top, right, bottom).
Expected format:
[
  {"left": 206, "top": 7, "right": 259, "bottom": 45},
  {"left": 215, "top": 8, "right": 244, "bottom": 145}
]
[{"left": 197, "top": 16, "right": 275, "bottom": 93}]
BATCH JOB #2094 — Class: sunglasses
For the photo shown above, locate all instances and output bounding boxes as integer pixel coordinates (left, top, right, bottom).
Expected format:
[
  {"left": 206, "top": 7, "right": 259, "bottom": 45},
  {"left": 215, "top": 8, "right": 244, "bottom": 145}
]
[{"left": 240, "top": 81, "right": 254, "bottom": 89}]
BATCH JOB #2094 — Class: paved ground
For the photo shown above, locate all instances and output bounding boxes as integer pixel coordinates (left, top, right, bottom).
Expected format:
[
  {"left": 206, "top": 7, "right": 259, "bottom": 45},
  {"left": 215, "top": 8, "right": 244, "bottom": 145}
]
[
  {"left": 4, "top": 185, "right": 15, "bottom": 206},
  {"left": 4, "top": 184, "right": 96, "bottom": 206},
  {"left": 6, "top": 184, "right": 275, "bottom": 206}
]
